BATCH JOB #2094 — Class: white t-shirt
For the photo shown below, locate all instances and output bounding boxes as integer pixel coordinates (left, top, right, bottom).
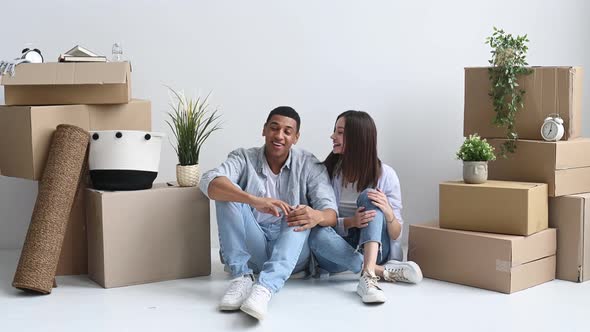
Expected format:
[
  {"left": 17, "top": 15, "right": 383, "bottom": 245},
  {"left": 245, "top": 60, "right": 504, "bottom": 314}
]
[
  {"left": 338, "top": 183, "right": 360, "bottom": 218},
  {"left": 253, "top": 161, "right": 283, "bottom": 224}
]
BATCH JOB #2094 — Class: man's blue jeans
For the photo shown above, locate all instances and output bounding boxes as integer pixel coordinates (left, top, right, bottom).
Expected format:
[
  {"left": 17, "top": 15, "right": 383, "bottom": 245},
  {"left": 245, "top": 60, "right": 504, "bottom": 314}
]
[{"left": 216, "top": 200, "right": 310, "bottom": 293}]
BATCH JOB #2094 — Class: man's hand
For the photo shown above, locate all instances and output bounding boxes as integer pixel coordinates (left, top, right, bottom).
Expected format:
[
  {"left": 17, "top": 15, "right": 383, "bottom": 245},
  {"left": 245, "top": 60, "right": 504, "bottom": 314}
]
[
  {"left": 250, "top": 196, "right": 292, "bottom": 217},
  {"left": 346, "top": 207, "right": 377, "bottom": 229},
  {"left": 287, "top": 205, "right": 322, "bottom": 232}
]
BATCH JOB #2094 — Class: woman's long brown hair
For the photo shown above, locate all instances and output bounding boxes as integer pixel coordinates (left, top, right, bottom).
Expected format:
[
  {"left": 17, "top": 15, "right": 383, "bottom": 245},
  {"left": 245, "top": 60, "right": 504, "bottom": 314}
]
[{"left": 324, "top": 110, "right": 381, "bottom": 192}]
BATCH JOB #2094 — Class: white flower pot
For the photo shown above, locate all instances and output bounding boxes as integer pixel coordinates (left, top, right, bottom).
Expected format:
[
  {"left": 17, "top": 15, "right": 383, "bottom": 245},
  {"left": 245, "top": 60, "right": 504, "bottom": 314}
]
[
  {"left": 463, "top": 161, "right": 488, "bottom": 184},
  {"left": 177, "top": 164, "right": 201, "bottom": 187}
]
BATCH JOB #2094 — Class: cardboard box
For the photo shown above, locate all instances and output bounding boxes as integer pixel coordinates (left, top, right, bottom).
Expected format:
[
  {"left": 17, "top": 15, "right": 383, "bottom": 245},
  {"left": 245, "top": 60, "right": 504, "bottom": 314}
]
[
  {"left": 549, "top": 193, "right": 590, "bottom": 282},
  {"left": 1, "top": 62, "right": 132, "bottom": 105},
  {"left": 440, "top": 181, "right": 548, "bottom": 236},
  {"left": 87, "top": 184, "right": 211, "bottom": 288},
  {"left": 0, "top": 99, "right": 151, "bottom": 180},
  {"left": 464, "top": 66, "right": 583, "bottom": 140},
  {"left": 488, "top": 138, "right": 590, "bottom": 197},
  {"left": 408, "top": 224, "right": 556, "bottom": 293}
]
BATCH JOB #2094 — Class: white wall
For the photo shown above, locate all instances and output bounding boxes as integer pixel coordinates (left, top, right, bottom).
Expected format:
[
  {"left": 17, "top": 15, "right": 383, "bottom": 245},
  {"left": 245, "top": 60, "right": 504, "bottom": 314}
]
[{"left": 1, "top": 0, "right": 589, "bottom": 249}]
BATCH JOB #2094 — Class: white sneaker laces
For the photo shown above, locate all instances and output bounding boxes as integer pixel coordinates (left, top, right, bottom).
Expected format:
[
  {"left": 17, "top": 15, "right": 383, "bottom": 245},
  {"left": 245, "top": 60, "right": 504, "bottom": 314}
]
[
  {"left": 250, "top": 285, "right": 271, "bottom": 301},
  {"left": 225, "top": 276, "right": 251, "bottom": 297},
  {"left": 387, "top": 267, "right": 409, "bottom": 282},
  {"left": 363, "top": 273, "right": 381, "bottom": 290}
]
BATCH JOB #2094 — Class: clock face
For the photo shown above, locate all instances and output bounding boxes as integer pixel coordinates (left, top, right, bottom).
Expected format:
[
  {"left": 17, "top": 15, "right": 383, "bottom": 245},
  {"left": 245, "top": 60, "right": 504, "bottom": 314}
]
[{"left": 542, "top": 121, "right": 558, "bottom": 140}]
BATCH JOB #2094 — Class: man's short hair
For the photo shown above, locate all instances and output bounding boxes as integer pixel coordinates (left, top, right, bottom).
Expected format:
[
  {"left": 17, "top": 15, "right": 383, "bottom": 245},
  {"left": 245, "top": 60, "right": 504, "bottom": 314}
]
[{"left": 265, "top": 106, "right": 301, "bottom": 132}]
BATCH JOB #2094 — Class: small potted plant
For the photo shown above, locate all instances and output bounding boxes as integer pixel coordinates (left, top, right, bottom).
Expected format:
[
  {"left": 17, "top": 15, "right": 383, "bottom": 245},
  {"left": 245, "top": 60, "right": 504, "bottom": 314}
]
[
  {"left": 166, "top": 87, "right": 222, "bottom": 187},
  {"left": 456, "top": 134, "right": 496, "bottom": 184}
]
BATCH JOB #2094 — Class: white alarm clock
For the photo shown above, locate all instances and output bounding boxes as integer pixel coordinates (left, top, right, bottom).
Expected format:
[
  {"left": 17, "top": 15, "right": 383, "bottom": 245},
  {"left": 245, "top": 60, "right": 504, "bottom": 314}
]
[{"left": 540, "top": 115, "right": 564, "bottom": 141}]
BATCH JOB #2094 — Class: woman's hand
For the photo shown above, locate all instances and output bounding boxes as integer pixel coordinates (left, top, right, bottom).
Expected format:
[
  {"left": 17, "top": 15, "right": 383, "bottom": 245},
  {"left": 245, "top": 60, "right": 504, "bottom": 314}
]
[
  {"left": 367, "top": 189, "right": 395, "bottom": 223},
  {"left": 345, "top": 207, "right": 377, "bottom": 229}
]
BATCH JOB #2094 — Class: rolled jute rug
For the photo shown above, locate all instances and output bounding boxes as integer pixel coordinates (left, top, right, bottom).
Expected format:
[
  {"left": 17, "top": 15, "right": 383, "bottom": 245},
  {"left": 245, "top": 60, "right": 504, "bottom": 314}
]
[{"left": 13, "top": 124, "right": 89, "bottom": 294}]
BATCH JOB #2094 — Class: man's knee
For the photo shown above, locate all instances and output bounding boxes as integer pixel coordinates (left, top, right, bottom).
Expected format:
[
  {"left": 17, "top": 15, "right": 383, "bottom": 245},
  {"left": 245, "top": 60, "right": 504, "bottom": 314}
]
[{"left": 309, "top": 226, "right": 335, "bottom": 249}]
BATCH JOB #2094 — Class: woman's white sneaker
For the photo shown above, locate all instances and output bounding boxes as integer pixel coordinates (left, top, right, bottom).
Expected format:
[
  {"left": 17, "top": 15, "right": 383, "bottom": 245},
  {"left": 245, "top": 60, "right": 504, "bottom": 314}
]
[
  {"left": 240, "top": 284, "right": 272, "bottom": 320},
  {"left": 357, "top": 271, "right": 386, "bottom": 304},
  {"left": 383, "top": 260, "right": 423, "bottom": 284},
  {"left": 218, "top": 274, "right": 255, "bottom": 311}
]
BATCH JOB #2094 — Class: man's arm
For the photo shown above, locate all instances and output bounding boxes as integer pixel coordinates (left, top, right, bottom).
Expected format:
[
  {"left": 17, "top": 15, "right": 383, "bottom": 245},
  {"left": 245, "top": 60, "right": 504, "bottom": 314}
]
[
  {"left": 287, "top": 158, "right": 338, "bottom": 231},
  {"left": 208, "top": 176, "right": 291, "bottom": 217}
]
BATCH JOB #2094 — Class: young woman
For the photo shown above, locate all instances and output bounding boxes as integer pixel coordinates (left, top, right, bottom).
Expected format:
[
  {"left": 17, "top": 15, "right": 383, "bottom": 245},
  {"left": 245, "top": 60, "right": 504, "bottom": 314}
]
[{"left": 308, "top": 110, "right": 422, "bottom": 304}]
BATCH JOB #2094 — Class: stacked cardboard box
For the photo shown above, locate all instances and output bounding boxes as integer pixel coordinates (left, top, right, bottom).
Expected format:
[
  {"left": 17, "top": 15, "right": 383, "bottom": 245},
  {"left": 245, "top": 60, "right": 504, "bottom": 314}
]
[
  {"left": 0, "top": 62, "right": 150, "bottom": 276},
  {"left": 409, "top": 180, "right": 556, "bottom": 294},
  {"left": 408, "top": 66, "right": 590, "bottom": 292},
  {"left": 1, "top": 62, "right": 212, "bottom": 287},
  {"left": 472, "top": 67, "right": 589, "bottom": 283}
]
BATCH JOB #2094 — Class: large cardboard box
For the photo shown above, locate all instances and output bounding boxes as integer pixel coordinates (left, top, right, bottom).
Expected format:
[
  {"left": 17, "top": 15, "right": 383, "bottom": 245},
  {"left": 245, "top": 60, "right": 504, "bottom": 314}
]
[
  {"left": 87, "top": 184, "right": 211, "bottom": 288},
  {"left": 1, "top": 62, "right": 131, "bottom": 105},
  {"left": 408, "top": 224, "right": 556, "bottom": 294},
  {"left": 549, "top": 193, "right": 590, "bottom": 282},
  {"left": 464, "top": 66, "right": 583, "bottom": 140},
  {"left": 488, "top": 138, "right": 590, "bottom": 197},
  {"left": 439, "top": 181, "right": 548, "bottom": 236},
  {"left": 0, "top": 99, "right": 151, "bottom": 180}
]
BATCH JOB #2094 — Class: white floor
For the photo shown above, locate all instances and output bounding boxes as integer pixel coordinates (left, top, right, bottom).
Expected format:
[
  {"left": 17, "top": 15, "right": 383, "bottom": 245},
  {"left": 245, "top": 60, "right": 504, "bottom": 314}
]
[{"left": 1, "top": 249, "right": 589, "bottom": 332}]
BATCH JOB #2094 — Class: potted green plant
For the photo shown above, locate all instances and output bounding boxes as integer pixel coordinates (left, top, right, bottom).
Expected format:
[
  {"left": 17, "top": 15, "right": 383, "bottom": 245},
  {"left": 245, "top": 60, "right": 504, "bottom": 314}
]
[
  {"left": 165, "top": 87, "right": 222, "bottom": 187},
  {"left": 485, "top": 27, "right": 532, "bottom": 157},
  {"left": 456, "top": 134, "right": 496, "bottom": 184}
]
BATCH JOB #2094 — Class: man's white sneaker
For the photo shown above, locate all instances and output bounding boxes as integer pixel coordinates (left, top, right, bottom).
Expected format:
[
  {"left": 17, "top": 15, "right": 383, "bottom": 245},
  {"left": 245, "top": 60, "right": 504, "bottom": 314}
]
[
  {"left": 218, "top": 274, "right": 255, "bottom": 311},
  {"left": 240, "top": 284, "right": 272, "bottom": 320},
  {"left": 356, "top": 271, "right": 386, "bottom": 304},
  {"left": 383, "top": 260, "right": 423, "bottom": 284}
]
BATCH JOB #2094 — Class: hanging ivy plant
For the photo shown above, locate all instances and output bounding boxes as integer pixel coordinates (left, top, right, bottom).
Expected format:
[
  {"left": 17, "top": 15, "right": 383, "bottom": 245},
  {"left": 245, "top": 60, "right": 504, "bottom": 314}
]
[{"left": 485, "top": 27, "right": 532, "bottom": 158}]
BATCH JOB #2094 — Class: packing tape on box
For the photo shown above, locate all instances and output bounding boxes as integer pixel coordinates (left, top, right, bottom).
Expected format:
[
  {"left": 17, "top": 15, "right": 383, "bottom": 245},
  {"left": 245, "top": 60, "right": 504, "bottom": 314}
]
[{"left": 496, "top": 259, "right": 510, "bottom": 273}]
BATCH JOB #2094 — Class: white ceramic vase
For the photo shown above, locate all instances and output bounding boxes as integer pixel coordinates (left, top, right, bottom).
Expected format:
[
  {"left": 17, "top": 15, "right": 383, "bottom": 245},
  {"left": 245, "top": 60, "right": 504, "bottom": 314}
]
[{"left": 463, "top": 161, "right": 488, "bottom": 184}]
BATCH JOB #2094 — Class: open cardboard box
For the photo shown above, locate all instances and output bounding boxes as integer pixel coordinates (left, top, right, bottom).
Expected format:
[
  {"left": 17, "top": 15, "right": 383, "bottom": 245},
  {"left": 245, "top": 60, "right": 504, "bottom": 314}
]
[{"left": 1, "top": 62, "right": 132, "bottom": 105}]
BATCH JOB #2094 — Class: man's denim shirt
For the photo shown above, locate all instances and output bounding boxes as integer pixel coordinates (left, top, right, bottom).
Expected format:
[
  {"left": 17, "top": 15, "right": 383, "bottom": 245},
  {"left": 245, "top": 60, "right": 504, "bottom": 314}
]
[{"left": 199, "top": 145, "right": 338, "bottom": 214}]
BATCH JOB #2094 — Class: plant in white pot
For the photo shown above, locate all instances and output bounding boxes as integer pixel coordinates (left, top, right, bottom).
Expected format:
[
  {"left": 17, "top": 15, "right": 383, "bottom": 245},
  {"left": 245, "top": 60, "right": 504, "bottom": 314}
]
[
  {"left": 166, "top": 87, "right": 222, "bottom": 187},
  {"left": 456, "top": 134, "right": 496, "bottom": 184}
]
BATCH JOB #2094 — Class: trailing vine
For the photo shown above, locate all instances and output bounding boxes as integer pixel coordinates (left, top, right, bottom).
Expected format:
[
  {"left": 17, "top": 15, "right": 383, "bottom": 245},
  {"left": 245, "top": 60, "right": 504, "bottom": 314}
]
[{"left": 485, "top": 27, "right": 531, "bottom": 157}]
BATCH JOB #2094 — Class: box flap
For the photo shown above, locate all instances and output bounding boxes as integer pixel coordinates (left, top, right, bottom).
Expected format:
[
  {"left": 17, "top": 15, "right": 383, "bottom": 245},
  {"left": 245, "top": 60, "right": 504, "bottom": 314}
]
[
  {"left": 88, "top": 99, "right": 151, "bottom": 130},
  {"left": 510, "top": 256, "right": 556, "bottom": 293},
  {"left": 1, "top": 62, "right": 130, "bottom": 86},
  {"left": 555, "top": 139, "right": 590, "bottom": 169},
  {"left": 441, "top": 180, "right": 544, "bottom": 190},
  {"left": 511, "top": 229, "right": 556, "bottom": 266}
]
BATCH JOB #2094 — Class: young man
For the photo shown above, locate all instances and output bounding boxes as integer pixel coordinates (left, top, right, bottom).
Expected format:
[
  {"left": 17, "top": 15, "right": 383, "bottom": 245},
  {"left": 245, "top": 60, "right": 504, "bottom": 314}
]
[{"left": 199, "top": 106, "right": 337, "bottom": 320}]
